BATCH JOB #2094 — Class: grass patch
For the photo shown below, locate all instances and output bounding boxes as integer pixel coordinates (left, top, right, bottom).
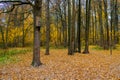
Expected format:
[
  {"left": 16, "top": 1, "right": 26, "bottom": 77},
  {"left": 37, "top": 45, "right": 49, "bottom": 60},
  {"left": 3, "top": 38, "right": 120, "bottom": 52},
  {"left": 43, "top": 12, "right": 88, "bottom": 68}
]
[
  {"left": 90, "top": 45, "right": 104, "bottom": 50},
  {"left": 41, "top": 46, "right": 67, "bottom": 49},
  {"left": 0, "top": 48, "right": 32, "bottom": 64},
  {"left": 115, "top": 44, "right": 120, "bottom": 50}
]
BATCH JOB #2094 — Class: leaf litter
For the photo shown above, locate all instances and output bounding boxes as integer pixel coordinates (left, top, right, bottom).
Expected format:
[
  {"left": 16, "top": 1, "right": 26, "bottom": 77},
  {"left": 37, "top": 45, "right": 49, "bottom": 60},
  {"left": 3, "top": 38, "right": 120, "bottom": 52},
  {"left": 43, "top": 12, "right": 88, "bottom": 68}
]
[{"left": 0, "top": 49, "right": 120, "bottom": 80}]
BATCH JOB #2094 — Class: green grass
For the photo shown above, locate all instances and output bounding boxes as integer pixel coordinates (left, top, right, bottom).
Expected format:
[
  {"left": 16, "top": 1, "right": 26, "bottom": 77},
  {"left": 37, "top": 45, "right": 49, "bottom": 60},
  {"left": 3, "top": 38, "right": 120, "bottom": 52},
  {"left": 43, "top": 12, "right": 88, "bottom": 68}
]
[
  {"left": 41, "top": 46, "right": 67, "bottom": 49},
  {"left": 115, "top": 44, "right": 120, "bottom": 50},
  {"left": 0, "top": 48, "right": 32, "bottom": 64},
  {"left": 90, "top": 44, "right": 120, "bottom": 50},
  {"left": 90, "top": 45, "right": 104, "bottom": 50}
]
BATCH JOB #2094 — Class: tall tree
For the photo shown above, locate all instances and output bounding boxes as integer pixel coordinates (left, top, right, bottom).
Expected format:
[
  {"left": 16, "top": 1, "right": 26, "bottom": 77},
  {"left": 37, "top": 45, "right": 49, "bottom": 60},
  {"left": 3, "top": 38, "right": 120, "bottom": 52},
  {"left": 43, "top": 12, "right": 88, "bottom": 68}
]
[
  {"left": 98, "top": 0, "right": 104, "bottom": 48},
  {"left": 77, "top": 0, "right": 81, "bottom": 53},
  {"left": 103, "top": 0, "right": 109, "bottom": 49},
  {"left": 0, "top": 0, "right": 43, "bottom": 67},
  {"left": 83, "top": 0, "right": 91, "bottom": 53},
  {"left": 32, "top": 0, "right": 42, "bottom": 67},
  {"left": 68, "top": 0, "right": 73, "bottom": 55},
  {"left": 63, "top": 0, "right": 67, "bottom": 47},
  {"left": 110, "top": 0, "right": 113, "bottom": 55},
  {"left": 113, "top": 0, "right": 119, "bottom": 44},
  {"left": 45, "top": 0, "right": 50, "bottom": 55},
  {"left": 22, "top": 6, "right": 25, "bottom": 47},
  {"left": 71, "top": 0, "right": 75, "bottom": 53},
  {"left": 114, "top": 0, "right": 119, "bottom": 44}
]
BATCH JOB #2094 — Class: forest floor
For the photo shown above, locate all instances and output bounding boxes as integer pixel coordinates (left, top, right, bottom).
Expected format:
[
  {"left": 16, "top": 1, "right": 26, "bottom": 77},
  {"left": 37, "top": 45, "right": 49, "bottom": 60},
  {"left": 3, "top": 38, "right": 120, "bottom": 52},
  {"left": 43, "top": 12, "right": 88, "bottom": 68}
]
[{"left": 0, "top": 46, "right": 120, "bottom": 80}]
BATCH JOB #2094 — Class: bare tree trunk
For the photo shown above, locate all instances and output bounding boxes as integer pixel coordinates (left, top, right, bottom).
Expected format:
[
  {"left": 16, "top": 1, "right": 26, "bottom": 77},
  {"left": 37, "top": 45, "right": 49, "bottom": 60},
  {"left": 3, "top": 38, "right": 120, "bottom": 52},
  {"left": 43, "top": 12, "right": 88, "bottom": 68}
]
[
  {"left": 71, "top": 0, "right": 75, "bottom": 53},
  {"left": 103, "top": 0, "right": 109, "bottom": 49},
  {"left": 68, "top": 0, "right": 73, "bottom": 55},
  {"left": 77, "top": 0, "right": 81, "bottom": 53},
  {"left": 98, "top": 0, "right": 104, "bottom": 48},
  {"left": 45, "top": 0, "right": 50, "bottom": 55},
  {"left": 63, "top": 0, "right": 67, "bottom": 47},
  {"left": 92, "top": 11, "right": 95, "bottom": 44},
  {"left": 32, "top": 0, "right": 42, "bottom": 67},
  {"left": 114, "top": 0, "right": 119, "bottom": 44},
  {"left": 110, "top": 0, "right": 113, "bottom": 55},
  {"left": 83, "top": 0, "right": 91, "bottom": 54},
  {"left": 94, "top": 5, "right": 97, "bottom": 45},
  {"left": 114, "top": 0, "right": 118, "bottom": 44},
  {"left": 22, "top": 6, "right": 25, "bottom": 47}
]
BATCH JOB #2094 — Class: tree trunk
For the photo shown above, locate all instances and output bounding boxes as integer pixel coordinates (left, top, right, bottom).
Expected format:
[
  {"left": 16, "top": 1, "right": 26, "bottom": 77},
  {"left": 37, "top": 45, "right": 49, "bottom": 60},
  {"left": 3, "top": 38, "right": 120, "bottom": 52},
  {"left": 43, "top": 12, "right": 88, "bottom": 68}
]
[
  {"left": 22, "top": 6, "right": 25, "bottom": 47},
  {"left": 115, "top": 0, "right": 119, "bottom": 43},
  {"left": 92, "top": 11, "right": 95, "bottom": 44},
  {"left": 77, "top": 0, "right": 81, "bottom": 53},
  {"left": 94, "top": 5, "right": 97, "bottom": 45},
  {"left": 68, "top": 0, "right": 73, "bottom": 55},
  {"left": 63, "top": 0, "right": 67, "bottom": 47},
  {"left": 114, "top": 0, "right": 118, "bottom": 44},
  {"left": 32, "top": 0, "right": 42, "bottom": 67},
  {"left": 98, "top": 0, "right": 104, "bottom": 48},
  {"left": 45, "top": 0, "right": 50, "bottom": 55},
  {"left": 110, "top": 0, "right": 113, "bottom": 55},
  {"left": 83, "top": 0, "right": 91, "bottom": 54},
  {"left": 71, "top": 0, "right": 75, "bottom": 53}
]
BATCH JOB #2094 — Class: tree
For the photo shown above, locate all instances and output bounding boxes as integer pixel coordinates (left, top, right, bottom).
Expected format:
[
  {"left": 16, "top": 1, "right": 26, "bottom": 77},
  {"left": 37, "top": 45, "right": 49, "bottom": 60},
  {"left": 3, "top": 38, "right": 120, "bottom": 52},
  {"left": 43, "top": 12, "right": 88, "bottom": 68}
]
[
  {"left": 83, "top": 0, "right": 91, "bottom": 53},
  {"left": 114, "top": 0, "right": 119, "bottom": 44},
  {"left": 77, "top": 0, "right": 81, "bottom": 53},
  {"left": 68, "top": 0, "right": 73, "bottom": 55},
  {"left": 45, "top": 0, "right": 50, "bottom": 55},
  {"left": 32, "top": 0, "right": 42, "bottom": 67},
  {"left": 63, "top": 0, "right": 67, "bottom": 47},
  {"left": 98, "top": 0, "right": 104, "bottom": 48},
  {"left": 71, "top": 0, "right": 75, "bottom": 53},
  {"left": 113, "top": 0, "right": 119, "bottom": 45},
  {"left": 21, "top": 6, "right": 25, "bottom": 47},
  {"left": 0, "top": 0, "right": 43, "bottom": 67},
  {"left": 103, "top": 0, "right": 109, "bottom": 49}
]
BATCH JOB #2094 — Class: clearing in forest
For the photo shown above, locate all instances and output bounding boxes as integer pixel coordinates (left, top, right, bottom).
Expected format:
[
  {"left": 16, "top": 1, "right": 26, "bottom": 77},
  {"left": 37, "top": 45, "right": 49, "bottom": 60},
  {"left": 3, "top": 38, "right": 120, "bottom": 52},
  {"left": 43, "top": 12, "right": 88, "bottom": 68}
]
[{"left": 0, "top": 48, "right": 120, "bottom": 80}]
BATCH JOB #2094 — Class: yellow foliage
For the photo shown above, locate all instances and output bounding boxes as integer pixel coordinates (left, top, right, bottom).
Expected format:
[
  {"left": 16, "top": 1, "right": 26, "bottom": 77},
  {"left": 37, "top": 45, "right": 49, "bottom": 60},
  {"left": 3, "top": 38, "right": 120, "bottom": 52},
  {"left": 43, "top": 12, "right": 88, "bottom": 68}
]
[{"left": 50, "top": 24, "right": 57, "bottom": 44}]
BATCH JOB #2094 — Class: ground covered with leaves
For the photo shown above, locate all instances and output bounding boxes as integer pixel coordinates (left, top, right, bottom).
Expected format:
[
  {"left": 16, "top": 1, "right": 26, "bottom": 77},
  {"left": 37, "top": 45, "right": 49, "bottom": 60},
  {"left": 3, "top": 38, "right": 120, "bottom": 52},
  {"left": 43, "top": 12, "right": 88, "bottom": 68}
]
[{"left": 0, "top": 48, "right": 120, "bottom": 80}]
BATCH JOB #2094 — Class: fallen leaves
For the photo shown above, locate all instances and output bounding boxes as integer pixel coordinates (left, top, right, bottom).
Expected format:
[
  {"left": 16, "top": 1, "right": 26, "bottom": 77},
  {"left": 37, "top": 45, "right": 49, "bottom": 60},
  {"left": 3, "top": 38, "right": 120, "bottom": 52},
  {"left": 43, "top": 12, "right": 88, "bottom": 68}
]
[{"left": 0, "top": 49, "right": 120, "bottom": 80}]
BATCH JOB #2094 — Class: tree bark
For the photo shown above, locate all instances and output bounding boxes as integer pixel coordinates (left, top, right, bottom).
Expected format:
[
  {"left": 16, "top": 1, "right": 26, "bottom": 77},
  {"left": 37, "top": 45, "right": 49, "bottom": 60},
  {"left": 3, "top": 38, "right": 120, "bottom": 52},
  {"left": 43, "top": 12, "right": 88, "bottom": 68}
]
[
  {"left": 71, "top": 0, "right": 75, "bottom": 53},
  {"left": 45, "top": 0, "right": 50, "bottom": 55},
  {"left": 77, "top": 0, "right": 81, "bottom": 53},
  {"left": 98, "top": 0, "right": 104, "bottom": 48},
  {"left": 32, "top": 0, "right": 42, "bottom": 67},
  {"left": 68, "top": 0, "right": 73, "bottom": 55},
  {"left": 103, "top": 0, "right": 109, "bottom": 49},
  {"left": 22, "top": 6, "right": 25, "bottom": 47},
  {"left": 83, "top": 0, "right": 91, "bottom": 54}
]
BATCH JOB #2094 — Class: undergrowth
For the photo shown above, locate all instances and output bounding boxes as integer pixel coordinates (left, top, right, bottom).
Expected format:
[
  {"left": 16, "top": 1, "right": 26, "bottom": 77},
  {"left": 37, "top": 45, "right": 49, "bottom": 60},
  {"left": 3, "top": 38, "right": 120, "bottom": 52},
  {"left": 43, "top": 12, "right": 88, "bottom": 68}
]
[{"left": 0, "top": 48, "right": 31, "bottom": 64}]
